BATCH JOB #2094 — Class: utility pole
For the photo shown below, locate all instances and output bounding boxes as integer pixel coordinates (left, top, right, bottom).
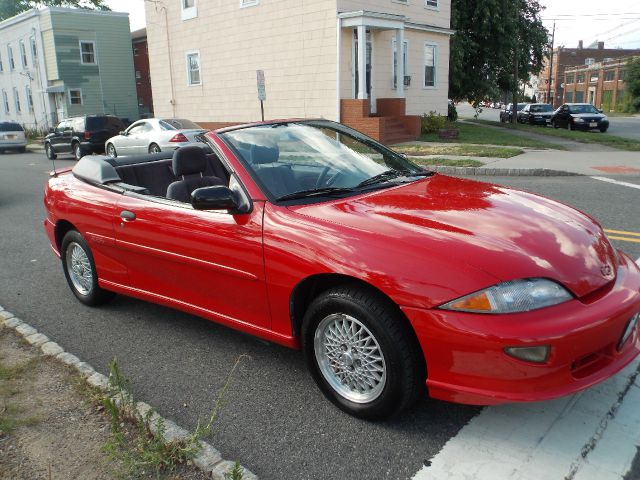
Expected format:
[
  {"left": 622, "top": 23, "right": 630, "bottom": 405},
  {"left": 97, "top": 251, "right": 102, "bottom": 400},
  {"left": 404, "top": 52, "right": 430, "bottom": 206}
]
[
  {"left": 512, "top": 1, "right": 519, "bottom": 126},
  {"left": 546, "top": 21, "right": 556, "bottom": 106}
]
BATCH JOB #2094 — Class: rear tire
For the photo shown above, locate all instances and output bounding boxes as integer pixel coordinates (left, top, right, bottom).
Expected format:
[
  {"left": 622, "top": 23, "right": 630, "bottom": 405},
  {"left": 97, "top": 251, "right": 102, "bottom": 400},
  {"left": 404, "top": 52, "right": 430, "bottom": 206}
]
[
  {"left": 149, "top": 143, "right": 161, "bottom": 154},
  {"left": 73, "top": 142, "right": 84, "bottom": 161},
  {"left": 302, "top": 284, "right": 425, "bottom": 419},
  {"left": 18, "top": 147, "right": 26, "bottom": 153},
  {"left": 106, "top": 143, "right": 117, "bottom": 158},
  {"left": 45, "top": 143, "right": 57, "bottom": 160},
  {"left": 61, "top": 230, "right": 115, "bottom": 307}
]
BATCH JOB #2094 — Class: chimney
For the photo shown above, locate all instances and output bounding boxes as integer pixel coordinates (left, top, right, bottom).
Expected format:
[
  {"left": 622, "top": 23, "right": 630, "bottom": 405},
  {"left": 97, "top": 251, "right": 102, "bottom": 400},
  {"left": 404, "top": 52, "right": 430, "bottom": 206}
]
[
  {"left": 598, "top": 41, "right": 604, "bottom": 50},
  {"left": 578, "top": 40, "right": 583, "bottom": 49}
]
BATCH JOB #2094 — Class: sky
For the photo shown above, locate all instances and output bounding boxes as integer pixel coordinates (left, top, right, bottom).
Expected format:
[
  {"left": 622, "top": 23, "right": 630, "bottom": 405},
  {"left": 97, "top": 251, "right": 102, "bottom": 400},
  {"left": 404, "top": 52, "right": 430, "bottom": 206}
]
[{"left": 105, "top": 0, "right": 640, "bottom": 49}]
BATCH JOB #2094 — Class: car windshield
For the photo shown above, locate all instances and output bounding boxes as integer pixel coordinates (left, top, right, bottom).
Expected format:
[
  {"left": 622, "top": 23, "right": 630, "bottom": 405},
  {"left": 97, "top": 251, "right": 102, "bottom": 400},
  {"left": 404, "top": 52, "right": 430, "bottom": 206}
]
[
  {"left": 0, "top": 123, "right": 23, "bottom": 132},
  {"left": 161, "top": 118, "right": 201, "bottom": 129},
  {"left": 220, "top": 121, "right": 429, "bottom": 201},
  {"left": 530, "top": 104, "right": 553, "bottom": 113},
  {"left": 569, "top": 104, "right": 600, "bottom": 114}
]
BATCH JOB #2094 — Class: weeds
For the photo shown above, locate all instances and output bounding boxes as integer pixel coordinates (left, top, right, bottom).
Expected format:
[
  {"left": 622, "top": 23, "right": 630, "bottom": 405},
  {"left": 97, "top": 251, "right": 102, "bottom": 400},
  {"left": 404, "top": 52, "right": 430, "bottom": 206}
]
[
  {"left": 225, "top": 461, "right": 244, "bottom": 480},
  {"left": 101, "top": 356, "right": 250, "bottom": 479}
]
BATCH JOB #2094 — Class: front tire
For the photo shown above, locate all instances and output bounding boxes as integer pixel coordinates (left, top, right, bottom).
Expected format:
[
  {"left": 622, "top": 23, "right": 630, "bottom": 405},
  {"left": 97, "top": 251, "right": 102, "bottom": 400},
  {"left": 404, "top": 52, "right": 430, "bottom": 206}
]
[
  {"left": 61, "top": 230, "right": 115, "bottom": 306},
  {"left": 302, "top": 285, "right": 424, "bottom": 419},
  {"left": 599, "top": 126, "right": 608, "bottom": 133},
  {"left": 106, "top": 143, "right": 117, "bottom": 158},
  {"left": 45, "top": 143, "right": 57, "bottom": 160}
]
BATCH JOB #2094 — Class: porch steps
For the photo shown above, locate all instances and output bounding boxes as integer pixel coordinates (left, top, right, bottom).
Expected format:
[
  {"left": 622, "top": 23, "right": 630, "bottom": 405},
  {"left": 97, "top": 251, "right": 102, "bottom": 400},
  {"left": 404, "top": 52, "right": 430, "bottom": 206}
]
[{"left": 383, "top": 117, "right": 417, "bottom": 145}]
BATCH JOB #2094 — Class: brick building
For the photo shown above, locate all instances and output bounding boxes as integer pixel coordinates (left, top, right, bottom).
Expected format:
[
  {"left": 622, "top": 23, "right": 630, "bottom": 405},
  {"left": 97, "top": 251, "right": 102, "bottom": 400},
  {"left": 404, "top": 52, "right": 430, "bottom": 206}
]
[
  {"left": 562, "top": 57, "right": 634, "bottom": 112},
  {"left": 536, "top": 41, "right": 640, "bottom": 108},
  {"left": 132, "top": 28, "right": 153, "bottom": 118}
]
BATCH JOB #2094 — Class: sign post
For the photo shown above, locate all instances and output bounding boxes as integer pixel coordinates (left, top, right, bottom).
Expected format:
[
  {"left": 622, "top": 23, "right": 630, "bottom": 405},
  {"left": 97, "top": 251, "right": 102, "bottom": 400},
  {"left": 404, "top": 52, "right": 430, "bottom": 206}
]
[{"left": 257, "top": 70, "right": 266, "bottom": 121}]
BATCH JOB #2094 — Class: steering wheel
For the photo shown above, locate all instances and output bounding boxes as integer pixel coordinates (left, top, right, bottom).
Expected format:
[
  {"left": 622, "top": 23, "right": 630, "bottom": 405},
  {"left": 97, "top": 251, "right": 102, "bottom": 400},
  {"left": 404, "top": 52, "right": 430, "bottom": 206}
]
[{"left": 315, "top": 166, "right": 336, "bottom": 188}]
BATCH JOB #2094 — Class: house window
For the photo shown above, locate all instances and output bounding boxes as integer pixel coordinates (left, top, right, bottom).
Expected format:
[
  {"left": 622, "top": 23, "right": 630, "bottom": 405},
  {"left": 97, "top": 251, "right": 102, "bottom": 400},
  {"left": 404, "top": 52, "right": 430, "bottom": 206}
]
[
  {"left": 133, "top": 47, "right": 139, "bottom": 55},
  {"left": 619, "top": 70, "right": 626, "bottom": 81},
  {"left": 424, "top": 43, "right": 437, "bottom": 88},
  {"left": 31, "top": 37, "right": 37, "bottom": 61},
  {"left": 565, "top": 92, "right": 574, "bottom": 102},
  {"left": 616, "top": 89, "right": 625, "bottom": 109},
  {"left": 19, "top": 40, "right": 28, "bottom": 67},
  {"left": 69, "top": 89, "right": 82, "bottom": 105},
  {"left": 392, "top": 39, "right": 409, "bottom": 89},
  {"left": 13, "top": 88, "right": 21, "bottom": 113},
  {"left": 25, "top": 85, "right": 33, "bottom": 111},
  {"left": 584, "top": 58, "right": 594, "bottom": 66},
  {"left": 0, "top": 52, "right": 3, "bottom": 72},
  {"left": 575, "top": 91, "right": 584, "bottom": 102},
  {"left": 240, "top": 0, "right": 259, "bottom": 7},
  {"left": 577, "top": 73, "right": 585, "bottom": 83},
  {"left": 186, "top": 51, "right": 201, "bottom": 85},
  {"left": 604, "top": 70, "right": 615, "bottom": 81},
  {"left": 590, "top": 73, "right": 598, "bottom": 82},
  {"left": 8, "top": 45, "right": 15, "bottom": 70},
  {"left": 566, "top": 73, "right": 574, "bottom": 84},
  {"left": 2, "top": 90, "right": 9, "bottom": 113},
  {"left": 425, "top": 0, "right": 438, "bottom": 7},
  {"left": 393, "top": 0, "right": 408, "bottom": 3},
  {"left": 181, "top": 0, "right": 197, "bottom": 20},
  {"left": 80, "top": 41, "right": 96, "bottom": 64}
]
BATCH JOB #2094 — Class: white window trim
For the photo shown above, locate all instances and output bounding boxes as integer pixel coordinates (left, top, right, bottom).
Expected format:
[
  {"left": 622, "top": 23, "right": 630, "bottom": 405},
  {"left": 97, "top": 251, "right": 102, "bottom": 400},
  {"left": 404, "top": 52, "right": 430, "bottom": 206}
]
[
  {"left": 25, "top": 85, "right": 34, "bottom": 111},
  {"left": 19, "top": 40, "right": 28, "bottom": 68},
  {"left": 425, "top": 0, "right": 439, "bottom": 10},
  {"left": 79, "top": 40, "right": 97, "bottom": 65},
  {"left": 68, "top": 88, "right": 83, "bottom": 105},
  {"left": 185, "top": 50, "right": 202, "bottom": 86},
  {"left": 30, "top": 37, "right": 38, "bottom": 63},
  {"left": 13, "top": 87, "right": 21, "bottom": 113},
  {"left": 391, "top": 0, "right": 409, "bottom": 5},
  {"left": 0, "top": 52, "right": 3, "bottom": 72},
  {"left": 8, "top": 45, "right": 15, "bottom": 71},
  {"left": 2, "top": 90, "right": 9, "bottom": 113},
  {"left": 391, "top": 38, "right": 410, "bottom": 90},
  {"left": 423, "top": 41, "right": 437, "bottom": 89},
  {"left": 181, "top": 0, "right": 198, "bottom": 20},
  {"left": 240, "top": 0, "right": 259, "bottom": 8}
]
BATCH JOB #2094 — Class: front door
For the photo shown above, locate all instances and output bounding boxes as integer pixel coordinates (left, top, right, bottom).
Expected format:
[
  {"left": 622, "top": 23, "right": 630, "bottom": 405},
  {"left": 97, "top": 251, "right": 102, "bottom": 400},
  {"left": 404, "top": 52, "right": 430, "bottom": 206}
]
[
  {"left": 353, "top": 29, "right": 374, "bottom": 113},
  {"left": 113, "top": 195, "right": 271, "bottom": 329}
]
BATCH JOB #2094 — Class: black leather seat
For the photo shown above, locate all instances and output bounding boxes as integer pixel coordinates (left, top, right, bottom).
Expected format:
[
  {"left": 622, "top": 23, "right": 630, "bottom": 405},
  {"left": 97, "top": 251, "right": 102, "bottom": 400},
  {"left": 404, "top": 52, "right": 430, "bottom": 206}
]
[
  {"left": 166, "top": 146, "right": 225, "bottom": 203},
  {"left": 250, "top": 144, "right": 299, "bottom": 198}
]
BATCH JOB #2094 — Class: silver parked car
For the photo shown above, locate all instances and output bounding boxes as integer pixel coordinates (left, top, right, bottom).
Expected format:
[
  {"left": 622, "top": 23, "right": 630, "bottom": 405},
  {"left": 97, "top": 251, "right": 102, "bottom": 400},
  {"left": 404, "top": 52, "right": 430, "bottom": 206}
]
[
  {"left": 105, "top": 118, "right": 207, "bottom": 157},
  {"left": 0, "top": 122, "right": 27, "bottom": 153}
]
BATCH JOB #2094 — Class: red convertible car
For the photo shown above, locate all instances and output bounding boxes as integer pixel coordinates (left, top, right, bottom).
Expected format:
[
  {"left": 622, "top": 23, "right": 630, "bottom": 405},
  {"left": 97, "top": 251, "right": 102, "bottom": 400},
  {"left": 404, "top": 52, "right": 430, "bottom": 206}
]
[{"left": 44, "top": 120, "right": 640, "bottom": 418}]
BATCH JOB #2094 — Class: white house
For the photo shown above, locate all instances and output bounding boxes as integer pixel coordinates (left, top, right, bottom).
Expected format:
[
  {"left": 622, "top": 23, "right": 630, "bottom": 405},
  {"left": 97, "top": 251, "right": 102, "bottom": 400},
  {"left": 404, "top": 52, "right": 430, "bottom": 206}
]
[{"left": 145, "top": 0, "right": 453, "bottom": 143}]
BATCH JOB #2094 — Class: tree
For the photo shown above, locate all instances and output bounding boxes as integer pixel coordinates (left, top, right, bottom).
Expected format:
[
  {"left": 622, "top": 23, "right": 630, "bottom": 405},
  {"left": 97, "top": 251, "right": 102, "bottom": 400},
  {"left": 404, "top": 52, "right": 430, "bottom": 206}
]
[
  {"left": 624, "top": 57, "right": 640, "bottom": 112},
  {"left": 449, "top": 0, "right": 549, "bottom": 106},
  {"left": 0, "top": 0, "right": 110, "bottom": 21}
]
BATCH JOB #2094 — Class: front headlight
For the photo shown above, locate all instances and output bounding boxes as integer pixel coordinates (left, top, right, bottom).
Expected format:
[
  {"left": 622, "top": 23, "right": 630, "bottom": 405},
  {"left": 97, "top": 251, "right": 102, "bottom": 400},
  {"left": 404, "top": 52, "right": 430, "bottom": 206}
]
[
  {"left": 573, "top": 118, "right": 585, "bottom": 123},
  {"left": 602, "top": 116, "right": 608, "bottom": 121},
  {"left": 439, "top": 278, "right": 573, "bottom": 314}
]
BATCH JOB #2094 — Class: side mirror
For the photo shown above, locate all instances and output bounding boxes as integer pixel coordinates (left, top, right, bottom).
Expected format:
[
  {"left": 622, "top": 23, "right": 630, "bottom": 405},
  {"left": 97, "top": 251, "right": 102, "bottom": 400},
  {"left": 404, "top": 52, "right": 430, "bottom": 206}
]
[
  {"left": 48, "top": 127, "right": 55, "bottom": 133},
  {"left": 597, "top": 109, "right": 603, "bottom": 114},
  {"left": 191, "top": 186, "right": 245, "bottom": 213},
  {"left": 119, "top": 131, "right": 127, "bottom": 136}
]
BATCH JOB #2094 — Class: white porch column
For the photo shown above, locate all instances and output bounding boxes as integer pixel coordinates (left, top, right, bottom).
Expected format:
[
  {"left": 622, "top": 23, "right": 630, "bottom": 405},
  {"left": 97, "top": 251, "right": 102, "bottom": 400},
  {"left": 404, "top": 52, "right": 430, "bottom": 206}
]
[
  {"left": 357, "top": 25, "right": 367, "bottom": 100},
  {"left": 396, "top": 28, "right": 405, "bottom": 98}
]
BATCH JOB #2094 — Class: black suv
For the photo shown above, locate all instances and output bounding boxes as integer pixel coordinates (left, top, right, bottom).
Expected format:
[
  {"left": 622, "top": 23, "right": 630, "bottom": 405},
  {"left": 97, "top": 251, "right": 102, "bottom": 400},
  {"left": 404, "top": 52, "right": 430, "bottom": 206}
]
[{"left": 44, "top": 115, "right": 126, "bottom": 160}]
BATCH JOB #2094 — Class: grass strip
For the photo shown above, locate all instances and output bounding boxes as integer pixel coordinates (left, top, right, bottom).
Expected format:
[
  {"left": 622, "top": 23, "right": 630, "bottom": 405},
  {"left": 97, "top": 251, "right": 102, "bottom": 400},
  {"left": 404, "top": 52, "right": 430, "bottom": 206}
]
[
  {"left": 409, "top": 157, "right": 485, "bottom": 168},
  {"left": 395, "top": 144, "right": 522, "bottom": 158}
]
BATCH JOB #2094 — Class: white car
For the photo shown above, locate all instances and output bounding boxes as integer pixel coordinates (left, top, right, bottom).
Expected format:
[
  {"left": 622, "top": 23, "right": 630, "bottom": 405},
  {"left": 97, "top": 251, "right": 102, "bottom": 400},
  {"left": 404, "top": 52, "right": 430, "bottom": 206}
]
[
  {"left": 0, "top": 122, "right": 27, "bottom": 153},
  {"left": 105, "top": 118, "right": 207, "bottom": 157}
]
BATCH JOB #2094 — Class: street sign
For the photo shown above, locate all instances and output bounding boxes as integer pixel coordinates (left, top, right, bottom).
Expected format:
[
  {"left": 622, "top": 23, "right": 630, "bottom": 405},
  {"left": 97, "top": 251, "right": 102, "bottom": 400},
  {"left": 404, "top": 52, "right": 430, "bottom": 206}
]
[{"left": 257, "top": 70, "right": 266, "bottom": 101}]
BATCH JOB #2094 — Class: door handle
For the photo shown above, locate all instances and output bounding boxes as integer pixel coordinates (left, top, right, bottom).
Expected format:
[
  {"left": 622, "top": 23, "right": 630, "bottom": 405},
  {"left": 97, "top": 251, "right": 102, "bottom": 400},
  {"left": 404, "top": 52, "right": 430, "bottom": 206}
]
[{"left": 120, "top": 210, "right": 136, "bottom": 221}]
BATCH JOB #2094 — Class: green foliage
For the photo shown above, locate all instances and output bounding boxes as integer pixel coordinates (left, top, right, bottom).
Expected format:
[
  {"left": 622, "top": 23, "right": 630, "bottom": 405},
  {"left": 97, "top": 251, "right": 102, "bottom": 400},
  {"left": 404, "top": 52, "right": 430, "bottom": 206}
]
[
  {"left": 623, "top": 57, "right": 640, "bottom": 113},
  {"left": 0, "top": 0, "right": 110, "bottom": 21},
  {"left": 449, "top": 0, "right": 548, "bottom": 105},
  {"left": 421, "top": 111, "right": 447, "bottom": 134},
  {"left": 448, "top": 102, "right": 458, "bottom": 122},
  {"left": 225, "top": 461, "right": 245, "bottom": 480}
]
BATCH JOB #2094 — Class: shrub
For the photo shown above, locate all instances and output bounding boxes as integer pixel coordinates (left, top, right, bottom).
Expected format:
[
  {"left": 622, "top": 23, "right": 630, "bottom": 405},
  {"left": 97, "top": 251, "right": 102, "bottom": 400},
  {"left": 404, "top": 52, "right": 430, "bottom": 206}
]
[
  {"left": 447, "top": 102, "right": 458, "bottom": 122},
  {"left": 421, "top": 111, "right": 446, "bottom": 134}
]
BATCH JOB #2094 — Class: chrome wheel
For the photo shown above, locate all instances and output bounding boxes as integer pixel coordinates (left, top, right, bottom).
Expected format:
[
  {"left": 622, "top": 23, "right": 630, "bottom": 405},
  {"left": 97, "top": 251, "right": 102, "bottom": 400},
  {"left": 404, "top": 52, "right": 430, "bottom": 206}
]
[
  {"left": 107, "top": 144, "right": 116, "bottom": 157},
  {"left": 149, "top": 143, "right": 161, "bottom": 153},
  {"left": 65, "top": 242, "right": 93, "bottom": 295},
  {"left": 74, "top": 143, "right": 82, "bottom": 160},
  {"left": 314, "top": 313, "right": 386, "bottom": 403}
]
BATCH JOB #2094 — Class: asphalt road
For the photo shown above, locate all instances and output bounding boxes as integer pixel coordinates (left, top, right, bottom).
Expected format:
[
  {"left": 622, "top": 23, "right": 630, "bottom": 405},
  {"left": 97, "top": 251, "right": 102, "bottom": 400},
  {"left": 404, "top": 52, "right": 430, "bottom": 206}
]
[
  {"left": 0, "top": 150, "right": 638, "bottom": 479},
  {"left": 456, "top": 102, "right": 640, "bottom": 141}
]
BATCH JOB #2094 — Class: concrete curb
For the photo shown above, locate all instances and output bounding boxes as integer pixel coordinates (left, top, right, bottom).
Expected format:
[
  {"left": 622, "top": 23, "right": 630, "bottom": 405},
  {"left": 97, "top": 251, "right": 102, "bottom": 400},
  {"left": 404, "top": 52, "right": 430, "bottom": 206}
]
[
  {"left": 0, "top": 305, "right": 257, "bottom": 480},
  {"left": 430, "top": 166, "right": 580, "bottom": 176}
]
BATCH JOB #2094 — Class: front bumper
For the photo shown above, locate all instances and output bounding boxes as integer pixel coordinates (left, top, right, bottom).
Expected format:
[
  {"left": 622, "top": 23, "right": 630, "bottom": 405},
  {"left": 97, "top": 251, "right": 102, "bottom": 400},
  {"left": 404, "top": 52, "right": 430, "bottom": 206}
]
[
  {"left": 574, "top": 120, "right": 609, "bottom": 131},
  {"left": 403, "top": 252, "right": 640, "bottom": 405}
]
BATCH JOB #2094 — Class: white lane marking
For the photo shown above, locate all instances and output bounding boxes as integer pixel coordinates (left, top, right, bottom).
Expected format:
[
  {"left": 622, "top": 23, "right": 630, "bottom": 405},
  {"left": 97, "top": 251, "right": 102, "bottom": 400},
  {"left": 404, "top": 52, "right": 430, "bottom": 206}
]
[
  {"left": 413, "top": 358, "right": 640, "bottom": 480},
  {"left": 591, "top": 176, "right": 640, "bottom": 190}
]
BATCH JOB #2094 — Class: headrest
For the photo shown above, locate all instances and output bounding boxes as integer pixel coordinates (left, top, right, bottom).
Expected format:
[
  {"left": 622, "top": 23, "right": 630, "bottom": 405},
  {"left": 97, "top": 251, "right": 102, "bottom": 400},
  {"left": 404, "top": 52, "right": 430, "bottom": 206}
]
[
  {"left": 251, "top": 144, "right": 279, "bottom": 164},
  {"left": 172, "top": 145, "right": 207, "bottom": 176}
]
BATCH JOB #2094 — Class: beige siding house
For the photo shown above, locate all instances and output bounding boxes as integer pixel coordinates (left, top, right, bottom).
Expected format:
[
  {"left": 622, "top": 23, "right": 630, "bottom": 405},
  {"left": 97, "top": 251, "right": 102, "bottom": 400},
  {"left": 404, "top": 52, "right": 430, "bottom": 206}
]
[{"left": 145, "top": 0, "right": 452, "bottom": 143}]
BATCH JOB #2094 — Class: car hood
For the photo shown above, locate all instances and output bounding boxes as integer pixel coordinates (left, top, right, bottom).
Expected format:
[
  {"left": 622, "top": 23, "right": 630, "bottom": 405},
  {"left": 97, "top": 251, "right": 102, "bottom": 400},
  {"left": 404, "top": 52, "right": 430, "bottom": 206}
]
[
  {"left": 291, "top": 175, "right": 617, "bottom": 298},
  {"left": 571, "top": 113, "right": 606, "bottom": 120}
]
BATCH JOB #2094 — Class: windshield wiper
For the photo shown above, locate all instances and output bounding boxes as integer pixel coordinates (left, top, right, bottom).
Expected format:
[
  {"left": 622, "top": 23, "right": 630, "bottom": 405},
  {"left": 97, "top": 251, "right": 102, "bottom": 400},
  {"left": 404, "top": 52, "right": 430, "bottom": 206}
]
[
  {"left": 356, "top": 169, "right": 434, "bottom": 188},
  {"left": 276, "top": 187, "right": 355, "bottom": 202}
]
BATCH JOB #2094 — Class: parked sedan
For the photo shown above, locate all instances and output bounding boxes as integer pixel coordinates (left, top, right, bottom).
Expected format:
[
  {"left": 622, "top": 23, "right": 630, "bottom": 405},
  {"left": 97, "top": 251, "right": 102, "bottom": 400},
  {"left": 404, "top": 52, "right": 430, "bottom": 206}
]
[
  {"left": 105, "top": 118, "right": 207, "bottom": 157},
  {"left": 44, "top": 120, "right": 640, "bottom": 419},
  {"left": 551, "top": 103, "right": 609, "bottom": 132},
  {"left": 0, "top": 122, "right": 27, "bottom": 153},
  {"left": 518, "top": 103, "right": 554, "bottom": 125},
  {"left": 499, "top": 103, "right": 527, "bottom": 123}
]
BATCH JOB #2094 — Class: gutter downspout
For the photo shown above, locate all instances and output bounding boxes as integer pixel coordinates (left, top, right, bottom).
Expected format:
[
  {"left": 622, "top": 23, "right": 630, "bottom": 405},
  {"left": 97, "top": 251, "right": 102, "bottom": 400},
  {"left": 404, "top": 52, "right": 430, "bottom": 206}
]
[
  {"left": 161, "top": 4, "right": 176, "bottom": 118},
  {"left": 336, "top": 17, "right": 341, "bottom": 122}
]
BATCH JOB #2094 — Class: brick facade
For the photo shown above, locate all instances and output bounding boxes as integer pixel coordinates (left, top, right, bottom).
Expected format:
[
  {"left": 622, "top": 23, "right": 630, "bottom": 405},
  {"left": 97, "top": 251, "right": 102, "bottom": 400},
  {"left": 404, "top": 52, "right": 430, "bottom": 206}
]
[
  {"left": 132, "top": 28, "right": 154, "bottom": 118},
  {"left": 562, "top": 57, "right": 635, "bottom": 112},
  {"left": 341, "top": 98, "right": 420, "bottom": 144},
  {"left": 536, "top": 41, "right": 640, "bottom": 108}
]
